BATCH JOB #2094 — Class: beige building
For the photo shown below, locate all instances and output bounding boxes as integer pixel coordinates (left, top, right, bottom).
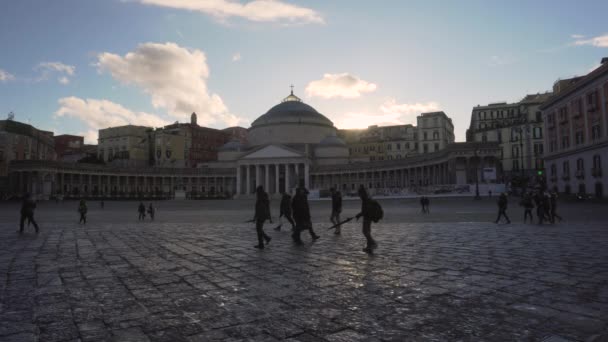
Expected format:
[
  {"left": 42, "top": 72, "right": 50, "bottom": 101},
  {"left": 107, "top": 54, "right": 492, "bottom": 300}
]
[
  {"left": 153, "top": 127, "right": 186, "bottom": 168},
  {"left": 466, "top": 93, "right": 552, "bottom": 182},
  {"left": 542, "top": 58, "right": 608, "bottom": 198},
  {"left": 98, "top": 125, "right": 153, "bottom": 167}
]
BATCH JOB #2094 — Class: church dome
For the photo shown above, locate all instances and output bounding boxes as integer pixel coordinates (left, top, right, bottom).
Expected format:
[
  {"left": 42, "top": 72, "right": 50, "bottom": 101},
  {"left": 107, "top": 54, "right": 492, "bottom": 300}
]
[
  {"left": 250, "top": 91, "right": 334, "bottom": 128},
  {"left": 318, "top": 135, "right": 346, "bottom": 147}
]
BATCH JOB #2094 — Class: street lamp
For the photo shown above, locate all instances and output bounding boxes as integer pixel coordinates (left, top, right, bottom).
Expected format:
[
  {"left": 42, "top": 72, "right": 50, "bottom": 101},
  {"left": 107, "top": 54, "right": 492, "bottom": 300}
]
[{"left": 474, "top": 148, "right": 481, "bottom": 200}]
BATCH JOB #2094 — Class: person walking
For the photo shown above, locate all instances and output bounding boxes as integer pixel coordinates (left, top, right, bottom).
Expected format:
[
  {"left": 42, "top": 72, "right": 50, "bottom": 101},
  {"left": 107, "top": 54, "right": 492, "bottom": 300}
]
[
  {"left": 148, "top": 203, "right": 155, "bottom": 221},
  {"left": 291, "top": 183, "right": 320, "bottom": 245},
  {"left": 419, "top": 196, "right": 426, "bottom": 213},
  {"left": 138, "top": 202, "right": 146, "bottom": 220},
  {"left": 355, "top": 185, "right": 383, "bottom": 254},
  {"left": 535, "top": 191, "right": 546, "bottom": 225},
  {"left": 495, "top": 193, "right": 511, "bottom": 224},
  {"left": 78, "top": 199, "right": 88, "bottom": 224},
  {"left": 549, "top": 192, "right": 562, "bottom": 223},
  {"left": 521, "top": 192, "right": 534, "bottom": 223},
  {"left": 330, "top": 187, "right": 343, "bottom": 234},
  {"left": 423, "top": 196, "right": 430, "bottom": 214},
  {"left": 277, "top": 191, "right": 295, "bottom": 231},
  {"left": 19, "top": 193, "right": 39, "bottom": 234},
  {"left": 253, "top": 186, "right": 272, "bottom": 249}
]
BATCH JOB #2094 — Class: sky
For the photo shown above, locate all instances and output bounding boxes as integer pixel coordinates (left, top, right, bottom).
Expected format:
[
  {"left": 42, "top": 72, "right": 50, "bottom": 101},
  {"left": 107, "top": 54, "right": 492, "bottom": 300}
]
[{"left": 1, "top": 0, "right": 607, "bottom": 144}]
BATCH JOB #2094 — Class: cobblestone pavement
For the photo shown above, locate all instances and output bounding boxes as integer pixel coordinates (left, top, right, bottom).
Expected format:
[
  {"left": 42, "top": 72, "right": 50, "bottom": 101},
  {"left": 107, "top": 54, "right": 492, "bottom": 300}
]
[{"left": 0, "top": 200, "right": 607, "bottom": 341}]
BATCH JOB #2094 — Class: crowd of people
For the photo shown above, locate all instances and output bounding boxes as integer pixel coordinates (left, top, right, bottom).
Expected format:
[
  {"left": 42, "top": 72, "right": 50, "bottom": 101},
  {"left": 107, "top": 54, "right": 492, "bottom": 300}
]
[{"left": 495, "top": 190, "right": 564, "bottom": 225}]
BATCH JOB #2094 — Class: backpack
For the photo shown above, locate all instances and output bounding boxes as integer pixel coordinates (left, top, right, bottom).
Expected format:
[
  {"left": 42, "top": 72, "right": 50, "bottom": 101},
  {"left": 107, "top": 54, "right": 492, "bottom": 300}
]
[{"left": 368, "top": 200, "right": 384, "bottom": 223}]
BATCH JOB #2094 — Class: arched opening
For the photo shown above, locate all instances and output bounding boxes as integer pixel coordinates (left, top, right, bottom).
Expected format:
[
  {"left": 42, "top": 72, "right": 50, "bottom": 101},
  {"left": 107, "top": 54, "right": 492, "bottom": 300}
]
[{"left": 595, "top": 183, "right": 603, "bottom": 199}]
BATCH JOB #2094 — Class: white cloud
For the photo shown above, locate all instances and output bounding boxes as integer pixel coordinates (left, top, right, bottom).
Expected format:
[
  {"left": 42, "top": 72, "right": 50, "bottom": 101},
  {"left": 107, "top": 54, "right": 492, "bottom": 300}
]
[
  {"left": 305, "top": 73, "right": 377, "bottom": 99},
  {"left": 570, "top": 34, "right": 585, "bottom": 39},
  {"left": 0, "top": 69, "right": 15, "bottom": 82},
  {"left": 36, "top": 61, "right": 76, "bottom": 84},
  {"left": 96, "top": 42, "right": 244, "bottom": 126},
  {"left": 232, "top": 52, "right": 242, "bottom": 62},
  {"left": 332, "top": 99, "right": 440, "bottom": 129},
  {"left": 138, "top": 0, "right": 323, "bottom": 24},
  {"left": 573, "top": 33, "right": 608, "bottom": 47},
  {"left": 55, "top": 97, "right": 171, "bottom": 143}
]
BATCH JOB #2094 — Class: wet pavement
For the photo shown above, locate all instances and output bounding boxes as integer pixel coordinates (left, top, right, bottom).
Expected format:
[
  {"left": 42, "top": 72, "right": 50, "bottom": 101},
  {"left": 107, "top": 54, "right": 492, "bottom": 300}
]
[{"left": 0, "top": 198, "right": 607, "bottom": 341}]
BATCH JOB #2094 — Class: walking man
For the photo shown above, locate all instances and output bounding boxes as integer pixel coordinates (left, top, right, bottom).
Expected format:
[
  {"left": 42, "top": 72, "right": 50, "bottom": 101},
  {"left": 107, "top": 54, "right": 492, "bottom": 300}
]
[
  {"left": 549, "top": 192, "right": 562, "bottom": 223},
  {"left": 277, "top": 191, "right": 295, "bottom": 231},
  {"left": 78, "top": 199, "right": 88, "bottom": 224},
  {"left": 535, "top": 191, "right": 546, "bottom": 225},
  {"left": 253, "top": 186, "right": 272, "bottom": 249},
  {"left": 138, "top": 202, "right": 146, "bottom": 220},
  {"left": 291, "top": 183, "right": 320, "bottom": 245},
  {"left": 419, "top": 196, "right": 426, "bottom": 213},
  {"left": 521, "top": 192, "right": 534, "bottom": 223},
  {"left": 356, "top": 185, "right": 382, "bottom": 254},
  {"left": 330, "top": 187, "right": 343, "bottom": 234},
  {"left": 148, "top": 203, "right": 155, "bottom": 221},
  {"left": 19, "top": 193, "right": 39, "bottom": 234},
  {"left": 495, "top": 193, "right": 511, "bottom": 224}
]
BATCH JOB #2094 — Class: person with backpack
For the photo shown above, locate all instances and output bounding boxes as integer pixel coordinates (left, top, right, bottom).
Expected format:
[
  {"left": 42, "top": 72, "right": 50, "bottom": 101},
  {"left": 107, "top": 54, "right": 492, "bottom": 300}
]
[
  {"left": 355, "top": 185, "right": 382, "bottom": 254},
  {"left": 276, "top": 191, "right": 295, "bottom": 231},
  {"left": 253, "top": 186, "right": 272, "bottom": 249},
  {"left": 148, "top": 203, "right": 155, "bottom": 221},
  {"left": 78, "top": 199, "right": 88, "bottom": 224},
  {"left": 549, "top": 192, "right": 562, "bottom": 224},
  {"left": 495, "top": 193, "right": 511, "bottom": 224},
  {"left": 291, "top": 183, "right": 320, "bottom": 245},
  {"left": 19, "top": 193, "right": 39, "bottom": 234},
  {"left": 330, "top": 187, "right": 343, "bottom": 235},
  {"left": 138, "top": 202, "right": 146, "bottom": 220},
  {"left": 520, "top": 192, "right": 534, "bottom": 223}
]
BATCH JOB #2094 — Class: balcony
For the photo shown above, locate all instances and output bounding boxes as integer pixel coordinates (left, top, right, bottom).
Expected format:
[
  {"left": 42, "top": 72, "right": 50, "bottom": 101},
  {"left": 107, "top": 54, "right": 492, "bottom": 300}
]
[
  {"left": 576, "top": 170, "right": 585, "bottom": 179},
  {"left": 592, "top": 168, "right": 602, "bottom": 178}
]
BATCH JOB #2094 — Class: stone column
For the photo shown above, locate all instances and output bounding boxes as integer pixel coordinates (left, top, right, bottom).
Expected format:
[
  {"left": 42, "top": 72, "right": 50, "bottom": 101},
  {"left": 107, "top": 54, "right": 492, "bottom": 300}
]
[
  {"left": 264, "top": 164, "right": 270, "bottom": 193},
  {"left": 304, "top": 163, "right": 310, "bottom": 190},
  {"left": 275, "top": 164, "right": 280, "bottom": 194},
  {"left": 246, "top": 164, "right": 251, "bottom": 195},
  {"left": 236, "top": 165, "right": 241, "bottom": 195},
  {"left": 285, "top": 164, "right": 290, "bottom": 194}
]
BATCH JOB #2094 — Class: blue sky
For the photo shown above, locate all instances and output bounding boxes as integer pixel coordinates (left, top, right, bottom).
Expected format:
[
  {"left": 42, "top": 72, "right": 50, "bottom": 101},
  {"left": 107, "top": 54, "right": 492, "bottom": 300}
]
[{"left": 1, "top": 0, "right": 607, "bottom": 143}]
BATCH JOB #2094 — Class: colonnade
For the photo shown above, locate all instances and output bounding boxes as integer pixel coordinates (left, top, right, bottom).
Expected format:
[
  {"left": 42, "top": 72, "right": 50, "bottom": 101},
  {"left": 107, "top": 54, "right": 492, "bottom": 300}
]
[{"left": 236, "top": 162, "right": 309, "bottom": 196}]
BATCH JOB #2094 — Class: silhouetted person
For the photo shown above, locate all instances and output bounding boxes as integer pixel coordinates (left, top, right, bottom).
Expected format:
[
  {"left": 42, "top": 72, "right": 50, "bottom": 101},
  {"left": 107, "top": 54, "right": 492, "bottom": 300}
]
[
  {"left": 19, "top": 194, "right": 39, "bottom": 234},
  {"left": 495, "top": 193, "right": 510, "bottom": 224},
  {"left": 277, "top": 191, "right": 295, "bottom": 231},
  {"left": 521, "top": 193, "right": 534, "bottom": 223},
  {"left": 423, "top": 197, "right": 430, "bottom": 214},
  {"left": 148, "top": 203, "right": 155, "bottom": 221},
  {"left": 419, "top": 196, "right": 426, "bottom": 213},
  {"left": 549, "top": 192, "right": 562, "bottom": 223},
  {"left": 535, "top": 191, "right": 546, "bottom": 225},
  {"left": 356, "top": 185, "right": 383, "bottom": 253},
  {"left": 253, "top": 186, "right": 272, "bottom": 249},
  {"left": 78, "top": 199, "right": 87, "bottom": 224},
  {"left": 138, "top": 202, "right": 146, "bottom": 220},
  {"left": 291, "top": 184, "right": 320, "bottom": 245},
  {"left": 488, "top": 190, "right": 493, "bottom": 198},
  {"left": 543, "top": 193, "right": 552, "bottom": 223},
  {"left": 330, "top": 187, "right": 343, "bottom": 234}
]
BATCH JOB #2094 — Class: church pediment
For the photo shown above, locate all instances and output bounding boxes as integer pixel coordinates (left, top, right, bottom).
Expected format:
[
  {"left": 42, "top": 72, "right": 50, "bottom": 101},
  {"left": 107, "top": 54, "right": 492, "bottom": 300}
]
[{"left": 240, "top": 144, "right": 304, "bottom": 160}]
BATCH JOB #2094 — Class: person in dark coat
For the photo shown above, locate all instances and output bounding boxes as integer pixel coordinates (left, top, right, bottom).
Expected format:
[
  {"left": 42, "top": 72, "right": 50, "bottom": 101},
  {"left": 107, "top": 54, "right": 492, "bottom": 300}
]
[
  {"left": 148, "top": 203, "right": 155, "bottom": 221},
  {"left": 78, "top": 199, "right": 88, "bottom": 224},
  {"left": 277, "top": 191, "right": 295, "bottom": 231},
  {"left": 419, "top": 196, "right": 426, "bottom": 213},
  {"left": 356, "top": 185, "right": 377, "bottom": 253},
  {"left": 549, "top": 192, "right": 562, "bottom": 223},
  {"left": 253, "top": 186, "right": 272, "bottom": 249},
  {"left": 330, "top": 187, "right": 343, "bottom": 234},
  {"left": 19, "top": 193, "right": 39, "bottom": 234},
  {"left": 291, "top": 185, "right": 320, "bottom": 245},
  {"left": 521, "top": 192, "right": 534, "bottom": 223},
  {"left": 423, "top": 197, "right": 430, "bottom": 214},
  {"left": 534, "top": 191, "right": 546, "bottom": 225},
  {"left": 138, "top": 202, "right": 146, "bottom": 220},
  {"left": 495, "top": 193, "right": 511, "bottom": 224}
]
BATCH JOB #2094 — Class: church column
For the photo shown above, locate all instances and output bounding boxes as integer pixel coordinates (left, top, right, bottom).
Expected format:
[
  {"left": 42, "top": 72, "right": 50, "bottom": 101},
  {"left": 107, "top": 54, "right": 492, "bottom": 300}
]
[
  {"left": 246, "top": 164, "right": 251, "bottom": 195},
  {"left": 285, "top": 164, "right": 291, "bottom": 194},
  {"left": 236, "top": 165, "right": 241, "bottom": 195},
  {"left": 255, "top": 164, "right": 261, "bottom": 191},
  {"left": 275, "top": 164, "right": 280, "bottom": 194},
  {"left": 304, "top": 163, "right": 310, "bottom": 190},
  {"left": 264, "top": 164, "right": 270, "bottom": 193}
]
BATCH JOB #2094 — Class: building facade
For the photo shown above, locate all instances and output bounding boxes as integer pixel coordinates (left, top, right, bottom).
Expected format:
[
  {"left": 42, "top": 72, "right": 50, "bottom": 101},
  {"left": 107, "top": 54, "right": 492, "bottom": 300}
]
[
  {"left": 98, "top": 125, "right": 152, "bottom": 167},
  {"left": 541, "top": 58, "right": 608, "bottom": 198},
  {"left": 466, "top": 92, "right": 552, "bottom": 184}
]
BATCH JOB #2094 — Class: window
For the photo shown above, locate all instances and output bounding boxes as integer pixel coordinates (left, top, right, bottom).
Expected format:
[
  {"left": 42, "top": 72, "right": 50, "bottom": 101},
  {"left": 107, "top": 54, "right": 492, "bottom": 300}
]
[
  {"left": 513, "top": 160, "right": 520, "bottom": 171},
  {"left": 593, "top": 154, "right": 602, "bottom": 171},
  {"left": 482, "top": 135, "right": 487, "bottom": 143},
  {"left": 536, "top": 111, "right": 542, "bottom": 122},
  {"left": 434, "top": 143, "right": 439, "bottom": 151},
  {"left": 423, "top": 144, "right": 428, "bottom": 153},
  {"left": 577, "top": 158, "right": 585, "bottom": 171},
  {"left": 563, "top": 161, "right": 570, "bottom": 176},
  {"left": 561, "top": 136, "right": 570, "bottom": 149},
  {"left": 424, "top": 132, "right": 428, "bottom": 140},
  {"left": 575, "top": 131, "right": 584, "bottom": 145},
  {"left": 534, "top": 143, "right": 544, "bottom": 156},
  {"left": 586, "top": 91, "right": 598, "bottom": 111},
  {"left": 387, "top": 144, "right": 392, "bottom": 151},
  {"left": 433, "top": 131, "right": 439, "bottom": 140},
  {"left": 512, "top": 146, "right": 520, "bottom": 158},
  {"left": 497, "top": 131, "right": 502, "bottom": 143},
  {"left": 550, "top": 164, "right": 557, "bottom": 177},
  {"left": 533, "top": 127, "right": 543, "bottom": 139},
  {"left": 405, "top": 142, "right": 410, "bottom": 149},
  {"left": 592, "top": 124, "right": 602, "bottom": 140},
  {"left": 396, "top": 143, "right": 401, "bottom": 150}
]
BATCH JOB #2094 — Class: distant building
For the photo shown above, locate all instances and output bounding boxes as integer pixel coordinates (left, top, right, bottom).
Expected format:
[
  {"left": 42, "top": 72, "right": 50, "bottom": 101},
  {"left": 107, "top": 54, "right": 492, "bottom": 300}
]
[
  {"left": 98, "top": 125, "right": 153, "bottom": 167},
  {"left": 0, "top": 119, "right": 56, "bottom": 194},
  {"left": 416, "top": 111, "right": 455, "bottom": 154},
  {"left": 541, "top": 58, "right": 608, "bottom": 198},
  {"left": 54, "top": 134, "right": 84, "bottom": 157},
  {"left": 153, "top": 126, "right": 186, "bottom": 168},
  {"left": 466, "top": 92, "right": 552, "bottom": 182}
]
